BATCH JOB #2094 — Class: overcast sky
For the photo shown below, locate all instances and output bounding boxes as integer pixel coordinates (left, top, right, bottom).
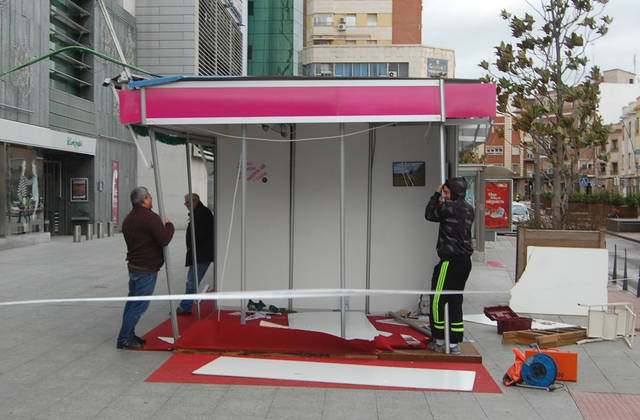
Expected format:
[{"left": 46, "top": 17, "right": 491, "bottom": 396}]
[{"left": 422, "top": 0, "right": 639, "bottom": 80}]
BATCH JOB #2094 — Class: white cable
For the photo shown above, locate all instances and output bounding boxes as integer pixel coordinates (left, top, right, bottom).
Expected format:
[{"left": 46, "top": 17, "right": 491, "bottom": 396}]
[
  {"left": 202, "top": 123, "right": 394, "bottom": 143},
  {"left": 217, "top": 153, "right": 242, "bottom": 320},
  {"left": 0, "top": 288, "right": 510, "bottom": 307}
]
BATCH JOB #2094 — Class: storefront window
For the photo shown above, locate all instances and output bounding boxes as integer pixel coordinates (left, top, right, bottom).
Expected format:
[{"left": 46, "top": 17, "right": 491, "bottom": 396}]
[{"left": 6, "top": 146, "right": 45, "bottom": 235}]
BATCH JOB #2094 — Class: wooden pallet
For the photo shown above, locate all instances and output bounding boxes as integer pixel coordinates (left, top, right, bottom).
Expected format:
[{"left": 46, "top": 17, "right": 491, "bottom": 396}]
[{"left": 502, "top": 327, "right": 587, "bottom": 348}]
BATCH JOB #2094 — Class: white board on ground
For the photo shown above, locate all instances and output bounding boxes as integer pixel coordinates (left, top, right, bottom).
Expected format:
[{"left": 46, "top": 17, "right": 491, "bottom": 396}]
[
  {"left": 463, "top": 314, "right": 576, "bottom": 330},
  {"left": 288, "top": 311, "right": 391, "bottom": 340},
  {"left": 510, "top": 246, "right": 607, "bottom": 316},
  {"left": 193, "top": 356, "right": 476, "bottom": 391}
]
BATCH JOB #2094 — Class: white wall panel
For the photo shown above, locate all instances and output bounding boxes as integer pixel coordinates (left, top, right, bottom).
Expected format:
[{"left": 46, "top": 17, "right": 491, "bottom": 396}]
[
  {"left": 215, "top": 123, "right": 442, "bottom": 313},
  {"left": 368, "top": 124, "right": 440, "bottom": 313}
]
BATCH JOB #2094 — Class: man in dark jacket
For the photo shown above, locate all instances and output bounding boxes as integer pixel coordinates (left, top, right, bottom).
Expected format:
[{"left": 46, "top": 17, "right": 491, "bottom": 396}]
[
  {"left": 177, "top": 193, "right": 214, "bottom": 315},
  {"left": 117, "top": 186, "right": 174, "bottom": 349},
  {"left": 424, "top": 177, "right": 474, "bottom": 354}
]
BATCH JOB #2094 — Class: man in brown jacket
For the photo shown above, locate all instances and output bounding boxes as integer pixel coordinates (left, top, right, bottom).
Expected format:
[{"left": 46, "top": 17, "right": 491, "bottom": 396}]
[{"left": 117, "top": 186, "right": 174, "bottom": 349}]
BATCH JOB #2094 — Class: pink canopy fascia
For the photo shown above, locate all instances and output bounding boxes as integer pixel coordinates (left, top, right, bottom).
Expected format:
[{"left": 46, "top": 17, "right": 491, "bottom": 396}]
[{"left": 118, "top": 78, "right": 496, "bottom": 126}]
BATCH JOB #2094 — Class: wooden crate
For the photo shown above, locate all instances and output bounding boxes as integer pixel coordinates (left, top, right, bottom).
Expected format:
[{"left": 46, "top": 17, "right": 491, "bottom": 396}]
[{"left": 502, "top": 327, "right": 587, "bottom": 348}]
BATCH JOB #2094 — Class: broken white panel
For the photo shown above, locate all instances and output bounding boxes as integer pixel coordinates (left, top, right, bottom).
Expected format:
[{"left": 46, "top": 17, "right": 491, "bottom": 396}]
[
  {"left": 463, "top": 314, "right": 576, "bottom": 330},
  {"left": 193, "top": 356, "right": 476, "bottom": 391},
  {"left": 510, "top": 246, "right": 608, "bottom": 316},
  {"left": 288, "top": 311, "right": 391, "bottom": 340},
  {"left": 158, "top": 337, "right": 175, "bottom": 344}
]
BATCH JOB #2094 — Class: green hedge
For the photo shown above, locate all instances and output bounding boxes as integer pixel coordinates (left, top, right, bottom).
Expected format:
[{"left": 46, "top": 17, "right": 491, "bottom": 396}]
[{"left": 566, "top": 191, "right": 639, "bottom": 206}]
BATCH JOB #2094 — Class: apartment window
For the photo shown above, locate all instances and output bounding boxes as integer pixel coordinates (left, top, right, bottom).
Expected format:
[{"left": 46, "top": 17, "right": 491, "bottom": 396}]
[
  {"left": 318, "top": 63, "right": 333, "bottom": 76},
  {"left": 353, "top": 63, "right": 368, "bottom": 76},
  {"left": 370, "top": 63, "right": 386, "bottom": 77},
  {"left": 611, "top": 139, "right": 618, "bottom": 151},
  {"left": 313, "top": 40, "right": 331, "bottom": 45},
  {"left": 313, "top": 14, "right": 333, "bottom": 26},
  {"left": 512, "top": 146, "right": 520, "bottom": 155},
  {"left": 486, "top": 146, "right": 504, "bottom": 155},
  {"left": 367, "top": 14, "right": 377, "bottom": 26},
  {"left": 512, "top": 164, "right": 520, "bottom": 174},
  {"left": 611, "top": 162, "right": 618, "bottom": 175},
  {"left": 345, "top": 14, "right": 356, "bottom": 26},
  {"left": 335, "top": 63, "right": 352, "bottom": 77},
  {"left": 49, "top": 0, "right": 93, "bottom": 100},
  {"left": 600, "top": 162, "right": 606, "bottom": 174}
]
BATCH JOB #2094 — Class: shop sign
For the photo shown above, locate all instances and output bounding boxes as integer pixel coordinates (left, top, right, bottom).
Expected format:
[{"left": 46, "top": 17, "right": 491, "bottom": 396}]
[{"left": 0, "top": 118, "right": 96, "bottom": 155}]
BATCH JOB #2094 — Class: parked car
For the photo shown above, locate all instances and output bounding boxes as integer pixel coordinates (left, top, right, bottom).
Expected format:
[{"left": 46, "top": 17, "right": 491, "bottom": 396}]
[{"left": 512, "top": 202, "right": 530, "bottom": 228}]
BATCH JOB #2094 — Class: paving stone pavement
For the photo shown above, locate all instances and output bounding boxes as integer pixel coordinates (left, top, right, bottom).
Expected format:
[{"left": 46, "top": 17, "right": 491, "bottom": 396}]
[{"left": 0, "top": 232, "right": 639, "bottom": 419}]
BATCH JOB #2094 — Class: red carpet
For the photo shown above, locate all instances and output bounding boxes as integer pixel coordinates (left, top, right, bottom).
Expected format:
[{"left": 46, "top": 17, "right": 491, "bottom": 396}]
[
  {"left": 141, "top": 310, "right": 428, "bottom": 353},
  {"left": 146, "top": 353, "right": 502, "bottom": 393}
]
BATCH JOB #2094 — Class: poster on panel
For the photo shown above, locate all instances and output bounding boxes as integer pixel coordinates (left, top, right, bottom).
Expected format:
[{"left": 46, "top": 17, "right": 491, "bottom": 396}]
[{"left": 484, "top": 179, "right": 512, "bottom": 231}]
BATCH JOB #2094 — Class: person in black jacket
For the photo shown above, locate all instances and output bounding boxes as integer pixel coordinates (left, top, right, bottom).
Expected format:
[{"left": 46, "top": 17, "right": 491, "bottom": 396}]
[
  {"left": 424, "top": 177, "right": 474, "bottom": 354},
  {"left": 177, "top": 193, "right": 214, "bottom": 315}
]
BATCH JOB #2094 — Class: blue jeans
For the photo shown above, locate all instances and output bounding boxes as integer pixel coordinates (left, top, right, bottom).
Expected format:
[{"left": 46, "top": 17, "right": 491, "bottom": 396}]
[
  {"left": 179, "top": 262, "right": 210, "bottom": 311},
  {"left": 117, "top": 272, "right": 157, "bottom": 344}
]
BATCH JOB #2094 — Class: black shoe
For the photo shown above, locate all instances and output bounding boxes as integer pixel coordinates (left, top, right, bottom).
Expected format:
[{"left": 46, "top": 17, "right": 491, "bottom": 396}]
[
  {"left": 117, "top": 338, "right": 144, "bottom": 349},
  {"left": 176, "top": 307, "right": 192, "bottom": 316},
  {"left": 133, "top": 335, "right": 146, "bottom": 345},
  {"left": 248, "top": 299, "right": 264, "bottom": 311}
]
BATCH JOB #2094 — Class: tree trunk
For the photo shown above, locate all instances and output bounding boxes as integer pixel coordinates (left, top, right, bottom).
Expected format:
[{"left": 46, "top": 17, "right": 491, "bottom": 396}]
[{"left": 551, "top": 138, "right": 564, "bottom": 229}]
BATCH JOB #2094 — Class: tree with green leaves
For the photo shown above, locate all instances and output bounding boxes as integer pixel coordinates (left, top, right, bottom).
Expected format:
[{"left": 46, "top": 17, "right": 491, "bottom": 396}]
[{"left": 480, "top": 0, "right": 612, "bottom": 229}]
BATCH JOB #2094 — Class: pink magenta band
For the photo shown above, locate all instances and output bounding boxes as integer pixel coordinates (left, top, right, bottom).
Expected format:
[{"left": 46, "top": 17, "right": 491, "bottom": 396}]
[{"left": 119, "top": 83, "right": 495, "bottom": 124}]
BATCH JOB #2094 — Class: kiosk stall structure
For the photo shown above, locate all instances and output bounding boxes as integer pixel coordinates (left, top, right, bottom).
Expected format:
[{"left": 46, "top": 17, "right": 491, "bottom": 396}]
[{"left": 117, "top": 77, "right": 496, "bottom": 343}]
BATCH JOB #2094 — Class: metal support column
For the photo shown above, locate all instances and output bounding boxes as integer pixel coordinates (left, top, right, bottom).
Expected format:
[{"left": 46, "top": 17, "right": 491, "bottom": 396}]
[
  {"left": 240, "top": 125, "right": 247, "bottom": 324},
  {"left": 149, "top": 129, "right": 179, "bottom": 341},
  {"left": 185, "top": 140, "right": 201, "bottom": 318},
  {"left": 439, "top": 79, "right": 447, "bottom": 183},
  {"left": 365, "top": 124, "right": 376, "bottom": 314},
  {"left": 340, "top": 123, "right": 346, "bottom": 338},
  {"left": 288, "top": 125, "right": 296, "bottom": 311}
]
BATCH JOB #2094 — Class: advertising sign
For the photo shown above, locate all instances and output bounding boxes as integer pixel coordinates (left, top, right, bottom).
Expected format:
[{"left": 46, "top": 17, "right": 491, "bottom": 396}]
[
  {"left": 71, "top": 178, "right": 88, "bottom": 202},
  {"left": 112, "top": 161, "right": 119, "bottom": 226},
  {"left": 427, "top": 58, "right": 448, "bottom": 77},
  {"left": 485, "top": 179, "right": 512, "bottom": 230}
]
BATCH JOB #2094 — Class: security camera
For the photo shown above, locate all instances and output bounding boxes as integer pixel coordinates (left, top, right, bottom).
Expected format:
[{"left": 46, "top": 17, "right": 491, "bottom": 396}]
[{"left": 102, "top": 77, "right": 113, "bottom": 87}]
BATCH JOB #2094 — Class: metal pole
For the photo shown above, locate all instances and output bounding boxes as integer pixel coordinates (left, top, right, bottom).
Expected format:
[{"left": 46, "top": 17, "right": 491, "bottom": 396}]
[
  {"left": 340, "top": 123, "right": 346, "bottom": 339},
  {"left": 73, "top": 225, "right": 81, "bottom": 243},
  {"left": 623, "top": 248, "right": 628, "bottom": 291},
  {"left": 185, "top": 140, "right": 201, "bottom": 318},
  {"left": 637, "top": 266, "right": 640, "bottom": 298},
  {"left": 444, "top": 302, "right": 450, "bottom": 354},
  {"left": 613, "top": 244, "right": 617, "bottom": 285},
  {"left": 439, "top": 79, "right": 446, "bottom": 183},
  {"left": 149, "top": 129, "right": 179, "bottom": 341},
  {"left": 365, "top": 124, "right": 376, "bottom": 314},
  {"left": 240, "top": 125, "right": 247, "bottom": 324},
  {"left": 288, "top": 125, "right": 296, "bottom": 312}
]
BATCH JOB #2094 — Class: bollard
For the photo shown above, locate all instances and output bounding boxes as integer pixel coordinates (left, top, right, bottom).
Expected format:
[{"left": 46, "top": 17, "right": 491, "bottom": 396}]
[
  {"left": 107, "top": 221, "right": 113, "bottom": 237},
  {"left": 86, "top": 223, "right": 93, "bottom": 241},
  {"left": 623, "top": 249, "right": 628, "bottom": 291},
  {"left": 96, "top": 222, "right": 104, "bottom": 239},
  {"left": 612, "top": 244, "right": 617, "bottom": 285},
  {"left": 73, "top": 225, "right": 81, "bottom": 243}
]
